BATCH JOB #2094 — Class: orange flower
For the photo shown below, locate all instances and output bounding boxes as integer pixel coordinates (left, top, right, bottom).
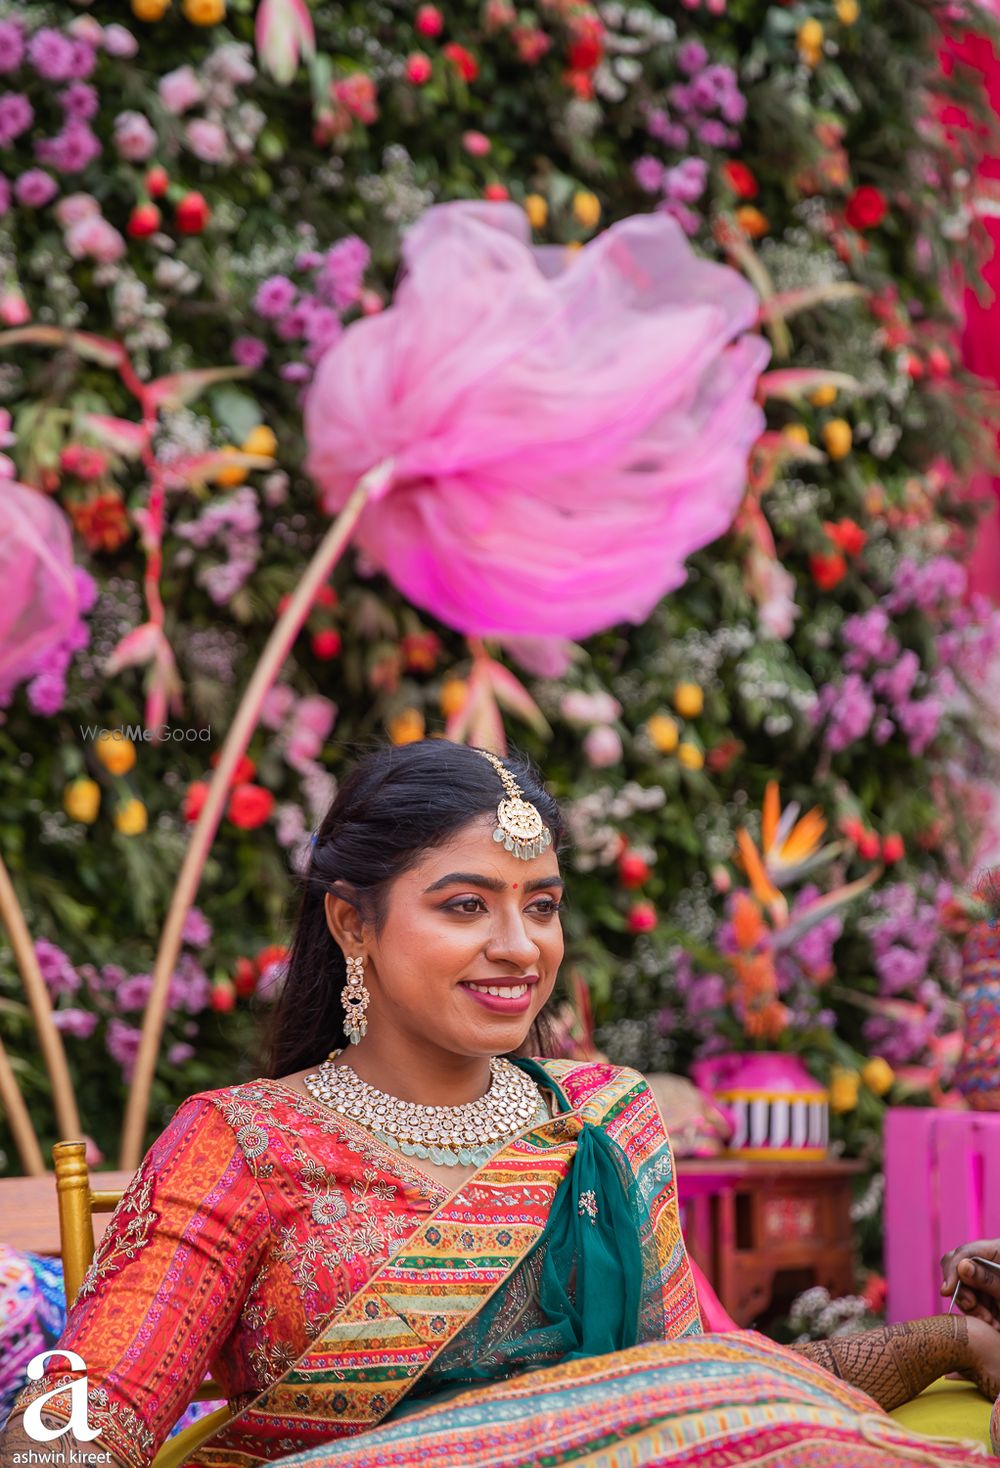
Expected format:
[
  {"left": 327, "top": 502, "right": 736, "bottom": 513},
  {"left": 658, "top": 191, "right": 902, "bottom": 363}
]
[
  {"left": 68, "top": 492, "right": 131, "bottom": 552},
  {"left": 736, "top": 206, "right": 769, "bottom": 238},
  {"left": 731, "top": 890, "right": 767, "bottom": 952}
]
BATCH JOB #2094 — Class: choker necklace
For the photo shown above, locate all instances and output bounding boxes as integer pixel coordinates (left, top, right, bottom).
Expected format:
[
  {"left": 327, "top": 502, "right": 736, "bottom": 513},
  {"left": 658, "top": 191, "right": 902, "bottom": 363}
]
[{"left": 302, "top": 1052, "right": 549, "bottom": 1167}]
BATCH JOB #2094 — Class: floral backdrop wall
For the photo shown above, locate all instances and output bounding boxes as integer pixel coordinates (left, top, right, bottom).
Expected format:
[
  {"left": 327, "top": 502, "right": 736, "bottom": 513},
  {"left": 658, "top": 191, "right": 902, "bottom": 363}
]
[{"left": 2, "top": 0, "right": 1000, "bottom": 1248}]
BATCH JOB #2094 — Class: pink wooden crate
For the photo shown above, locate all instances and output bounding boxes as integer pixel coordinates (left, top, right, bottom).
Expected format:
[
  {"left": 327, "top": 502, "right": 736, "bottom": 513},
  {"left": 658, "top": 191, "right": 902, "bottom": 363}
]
[{"left": 885, "top": 1108, "right": 1000, "bottom": 1322}]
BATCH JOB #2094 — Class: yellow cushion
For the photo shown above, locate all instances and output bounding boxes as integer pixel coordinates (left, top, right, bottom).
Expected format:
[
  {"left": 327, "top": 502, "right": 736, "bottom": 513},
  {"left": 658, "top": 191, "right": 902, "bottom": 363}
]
[{"left": 889, "top": 1378, "right": 992, "bottom": 1450}]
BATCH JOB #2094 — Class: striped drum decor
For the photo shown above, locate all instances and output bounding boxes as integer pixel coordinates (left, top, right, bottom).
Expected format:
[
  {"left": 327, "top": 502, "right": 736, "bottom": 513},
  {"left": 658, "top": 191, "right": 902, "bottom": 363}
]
[
  {"left": 692, "top": 1052, "right": 830, "bottom": 1161},
  {"left": 955, "top": 917, "right": 1000, "bottom": 1110}
]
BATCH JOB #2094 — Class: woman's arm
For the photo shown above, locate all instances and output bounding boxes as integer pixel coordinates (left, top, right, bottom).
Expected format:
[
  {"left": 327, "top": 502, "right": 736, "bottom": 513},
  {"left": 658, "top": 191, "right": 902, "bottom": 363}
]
[{"left": 791, "top": 1314, "right": 1000, "bottom": 1411}]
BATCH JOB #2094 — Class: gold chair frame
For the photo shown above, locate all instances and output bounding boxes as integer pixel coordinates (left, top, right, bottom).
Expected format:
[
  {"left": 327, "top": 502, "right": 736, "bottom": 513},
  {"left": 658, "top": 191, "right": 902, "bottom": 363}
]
[{"left": 52, "top": 1141, "right": 232, "bottom": 1468}]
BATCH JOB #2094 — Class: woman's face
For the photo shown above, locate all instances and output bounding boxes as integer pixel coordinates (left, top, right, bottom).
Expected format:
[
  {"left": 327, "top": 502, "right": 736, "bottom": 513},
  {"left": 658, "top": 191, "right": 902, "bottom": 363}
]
[{"left": 326, "top": 813, "right": 564, "bottom": 1059}]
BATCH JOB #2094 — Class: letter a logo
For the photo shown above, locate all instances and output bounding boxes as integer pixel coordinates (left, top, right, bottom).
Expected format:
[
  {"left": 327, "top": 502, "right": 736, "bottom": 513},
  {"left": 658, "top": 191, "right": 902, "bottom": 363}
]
[{"left": 22, "top": 1350, "right": 101, "bottom": 1442}]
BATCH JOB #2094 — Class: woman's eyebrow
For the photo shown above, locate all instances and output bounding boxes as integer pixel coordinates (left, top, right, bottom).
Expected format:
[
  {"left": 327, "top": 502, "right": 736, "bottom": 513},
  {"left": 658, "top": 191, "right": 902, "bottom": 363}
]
[{"left": 422, "top": 872, "right": 565, "bottom": 894}]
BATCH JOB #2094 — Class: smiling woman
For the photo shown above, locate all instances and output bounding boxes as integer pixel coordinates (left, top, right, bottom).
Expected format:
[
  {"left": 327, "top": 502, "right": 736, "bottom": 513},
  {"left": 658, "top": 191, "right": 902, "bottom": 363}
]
[{"left": 3, "top": 742, "right": 995, "bottom": 1468}]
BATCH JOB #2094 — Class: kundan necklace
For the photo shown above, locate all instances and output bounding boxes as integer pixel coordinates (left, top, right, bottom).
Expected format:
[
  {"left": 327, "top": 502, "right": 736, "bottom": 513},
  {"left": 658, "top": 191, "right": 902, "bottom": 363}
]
[{"left": 302, "top": 1051, "right": 550, "bottom": 1167}]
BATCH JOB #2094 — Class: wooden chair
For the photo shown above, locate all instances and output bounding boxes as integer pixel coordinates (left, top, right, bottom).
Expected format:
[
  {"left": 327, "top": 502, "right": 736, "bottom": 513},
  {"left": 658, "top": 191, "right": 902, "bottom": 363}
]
[{"left": 53, "top": 1141, "right": 232, "bottom": 1468}]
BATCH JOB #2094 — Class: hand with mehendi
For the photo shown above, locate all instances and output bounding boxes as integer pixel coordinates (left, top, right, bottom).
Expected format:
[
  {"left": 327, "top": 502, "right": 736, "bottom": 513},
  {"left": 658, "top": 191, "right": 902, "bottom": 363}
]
[
  {"left": 940, "top": 1239, "right": 1000, "bottom": 1331},
  {"left": 792, "top": 1314, "right": 1000, "bottom": 1411}
]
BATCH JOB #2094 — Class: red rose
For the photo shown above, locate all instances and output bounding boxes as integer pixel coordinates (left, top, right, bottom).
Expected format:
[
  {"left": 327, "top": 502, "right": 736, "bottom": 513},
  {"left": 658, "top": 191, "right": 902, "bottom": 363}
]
[
  {"left": 722, "top": 160, "right": 759, "bottom": 199},
  {"left": 567, "top": 18, "right": 603, "bottom": 71},
  {"left": 857, "top": 830, "right": 881, "bottom": 861},
  {"left": 618, "top": 851, "right": 651, "bottom": 889},
  {"left": 227, "top": 782, "right": 275, "bottom": 829},
  {"left": 823, "top": 518, "right": 867, "bottom": 557},
  {"left": 176, "top": 191, "right": 211, "bottom": 234},
  {"left": 443, "top": 42, "right": 479, "bottom": 81},
  {"left": 483, "top": 183, "right": 509, "bottom": 201},
  {"left": 60, "top": 444, "right": 108, "bottom": 481},
  {"left": 845, "top": 185, "right": 887, "bottom": 231},
  {"left": 183, "top": 780, "right": 209, "bottom": 823},
  {"left": 627, "top": 901, "right": 658, "bottom": 934},
  {"left": 881, "top": 833, "right": 905, "bottom": 863},
  {"left": 809, "top": 551, "right": 848, "bottom": 590},
  {"left": 926, "top": 345, "right": 951, "bottom": 378},
  {"left": 209, "top": 751, "right": 257, "bottom": 785},
  {"left": 128, "top": 202, "right": 161, "bottom": 239},
  {"left": 311, "top": 629, "right": 342, "bottom": 660},
  {"left": 233, "top": 957, "right": 258, "bottom": 997},
  {"left": 145, "top": 165, "right": 169, "bottom": 198},
  {"left": 210, "top": 980, "right": 236, "bottom": 1013}
]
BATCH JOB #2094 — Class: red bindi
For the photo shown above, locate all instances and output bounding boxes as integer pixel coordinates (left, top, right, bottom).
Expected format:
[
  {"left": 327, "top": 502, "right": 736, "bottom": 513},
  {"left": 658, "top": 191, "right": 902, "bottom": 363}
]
[{"left": 513, "top": 882, "right": 518, "bottom": 889}]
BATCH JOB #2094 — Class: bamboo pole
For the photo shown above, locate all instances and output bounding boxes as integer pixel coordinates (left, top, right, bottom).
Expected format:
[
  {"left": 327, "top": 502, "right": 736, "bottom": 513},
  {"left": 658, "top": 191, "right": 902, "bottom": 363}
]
[
  {"left": 0, "top": 1031, "right": 46, "bottom": 1175},
  {"left": 121, "top": 459, "right": 394, "bottom": 1168},
  {"left": 0, "top": 851, "right": 81, "bottom": 1144}
]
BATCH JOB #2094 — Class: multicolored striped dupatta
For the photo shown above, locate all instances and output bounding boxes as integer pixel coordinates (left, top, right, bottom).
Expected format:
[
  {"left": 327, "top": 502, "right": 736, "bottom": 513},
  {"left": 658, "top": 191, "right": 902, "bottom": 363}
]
[{"left": 191, "top": 1059, "right": 701, "bottom": 1467}]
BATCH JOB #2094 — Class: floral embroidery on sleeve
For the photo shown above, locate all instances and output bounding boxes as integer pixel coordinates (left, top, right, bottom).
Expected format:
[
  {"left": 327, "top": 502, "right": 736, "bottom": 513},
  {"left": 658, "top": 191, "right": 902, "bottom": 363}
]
[{"left": 77, "top": 1163, "right": 159, "bottom": 1301}]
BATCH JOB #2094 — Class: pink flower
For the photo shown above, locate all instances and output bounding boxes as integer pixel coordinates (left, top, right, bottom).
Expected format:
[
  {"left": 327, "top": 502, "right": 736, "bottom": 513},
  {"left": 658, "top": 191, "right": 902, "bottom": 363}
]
[
  {"left": 0, "top": 291, "right": 30, "bottom": 325},
  {"left": 295, "top": 694, "right": 337, "bottom": 738},
  {"left": 60, "top": 82, "right": 99, "bottom": 121},
  {"left": 184, "top": 117, "right": 230, "bottom": 164},
  {"left": 332, "top": 72, "right": 378, "bottom": 124},
  {"left": 0, "top": 94, "right": 33, "bottom": 145},
  {"left": 0, "top": 484, "right": 84, "bottom": 707},
  {"left": 64, "top": 213, "right": 126, "bottom": 263},
  {"left": 113, "top": 110, "right": 158, "bottom": 162},
  {"left": 254, "top": 273, "right": 296, "bottom": 318},
  {"left": 55, "top": 191, "right": 100, "bottom": 227},
  {"left": 102, "top": 24, "right": 139, "bottom": 59},
  {"left": 261, "top": 683, "right": 296, "bottom": 728},
  {"left": 462, "top": 130, "right": 492, "bottom": 156},
  {"left": 233, "top": 335, "right": 268, "bottom": 368},
  {"left": 0, "top": 20, "right": 25, "bottom": 73},
  {"left": 15, "top": 169, "right": 58, "bottom": 207},
  {"left": 28, "top": 27, "right": 77, "bottom": 82},
  {"left": 305, "top": 201, "right": 767, "bottom": 640},
  {"left": 35, "top": 122, "right": 101, "bottom": 173},
  {"left": 416, "top": 5, "right": 444, "bottom": 37},
  {"left": 52, "top": 1007, "right": 98, "bottom": 1039},
  {"left": 405, "top": 52, "right": 433, "bottom": 84},
  {"left": 560, "top": 690, "right": 622, "bottom": 725},
  {"left": 159, "top": 64, "right": 204, "bottom": 115},
  {"left": 583, "top": 724, "right": 623, "bottom": 767}
]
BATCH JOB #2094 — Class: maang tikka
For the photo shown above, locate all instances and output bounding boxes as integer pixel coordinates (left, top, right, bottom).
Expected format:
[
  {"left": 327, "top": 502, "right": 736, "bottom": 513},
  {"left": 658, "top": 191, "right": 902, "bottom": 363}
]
[
  {"left": 341, "top": 954, "right": 369, "bottom": 1045},
  {"left": 473, "top": 748, "right": 552, "bottom": 861}
]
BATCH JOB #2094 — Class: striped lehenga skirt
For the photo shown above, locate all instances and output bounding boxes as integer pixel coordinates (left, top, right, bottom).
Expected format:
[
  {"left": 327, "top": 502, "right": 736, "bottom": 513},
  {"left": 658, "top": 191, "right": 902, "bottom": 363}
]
[{"left": 267, "top": 1331, "right": 992, "bottom": 1468}]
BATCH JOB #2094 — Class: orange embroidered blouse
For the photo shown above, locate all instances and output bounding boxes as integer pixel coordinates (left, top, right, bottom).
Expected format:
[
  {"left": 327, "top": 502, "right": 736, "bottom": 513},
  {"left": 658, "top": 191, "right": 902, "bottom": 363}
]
[{"left": 10, "top": 1079, "right": 457, "bottom": 1468}]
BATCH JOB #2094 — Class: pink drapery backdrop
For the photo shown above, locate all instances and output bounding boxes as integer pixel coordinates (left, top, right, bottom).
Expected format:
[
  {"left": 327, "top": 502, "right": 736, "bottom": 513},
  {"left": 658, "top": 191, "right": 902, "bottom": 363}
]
[{"left": 947, "top": 2, "right": 1000, "bottom": 599}]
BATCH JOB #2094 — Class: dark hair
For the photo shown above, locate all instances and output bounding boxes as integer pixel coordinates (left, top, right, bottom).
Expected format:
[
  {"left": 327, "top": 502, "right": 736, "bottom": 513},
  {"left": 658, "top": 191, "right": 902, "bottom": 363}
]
[{"left": 260, "top": 739, "right": 567, "bottom": 1078}]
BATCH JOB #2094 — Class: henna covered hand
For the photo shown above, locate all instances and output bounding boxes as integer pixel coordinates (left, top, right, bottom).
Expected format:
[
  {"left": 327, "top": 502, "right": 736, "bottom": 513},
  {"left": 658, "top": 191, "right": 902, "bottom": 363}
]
[
  {"left": 940, "top": 1240, "right": 1000, "bottom": 1332},
  {"left": 792, "top": 1315, "right": 975, "bottom": 1412}
]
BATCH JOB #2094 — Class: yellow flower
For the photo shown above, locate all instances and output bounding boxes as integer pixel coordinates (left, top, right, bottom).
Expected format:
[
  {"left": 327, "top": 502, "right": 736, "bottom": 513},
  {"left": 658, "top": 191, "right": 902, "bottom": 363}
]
[
  {"left": 114, "top": 799, "right": 148, "bottom": 836},
  {"left": 797, "top": 19, "right": 824, "bottom": 62},
  {"left": 64, "top": 779, "right": 101, "bottom": 824},
  {"left": 647, "top": 714, "right": 680, "bottom": 753},
  {"left": 572, "top": 191, "right": 601, "bottom": 230},
  {"left": 241, "top": 425, "right": 277, "bottom": 458},
  {"left": 131, "top": 0, "right": 171, "bottom": 18},
  {"left": 783, "top": 423, "right": 810, "bottom": 446},
  {"left": 388, "top": 709, "right": 425, "bottom": 745},
  {"left": 215, "top": 446, "right": 247, "bottom": 488},
  {"left": 809, "top": 384, "right": 837, "bottom": 408},
  {"left": 677, "top": 743, "right": 704, "bottom": 772},
  {"left": 182, "top": 0, "right": 225, "bottom": 22},
  {"left": 524, "top": 194, "right": 548, "bottom": 230},
  {"left": 674, "top": 682, "right": 704, "bottom": 719},
  {"left": 836, "top": 0, "right": 860, "bottom": 23},
  {"left": 439, "top": 678, "right": 468, "bottom": 719},
  {"left": 94, "top": 731, "right": 136, "bottom": 776},
  {"left": 862, "top": 1056, "right": 895, "bottom": 1096},
  {"left": 822, "top": 418, "right": 853, "bottom": 460},
  {"left": 829, "top": 1067, "right": 860, "bottom": 1114}
]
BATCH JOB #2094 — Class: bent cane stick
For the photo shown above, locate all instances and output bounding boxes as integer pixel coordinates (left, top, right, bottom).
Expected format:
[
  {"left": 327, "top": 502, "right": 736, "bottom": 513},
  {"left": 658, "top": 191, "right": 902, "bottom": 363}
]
[
  {"left": 0, "top": 851, "right": 81, "bottom": 1149},
  {"left": 121, "top": 458, "right": 395, "bottom": 1169},
  {"left": 0, "top": 1032, "right": 46, "bottom": 1175}
]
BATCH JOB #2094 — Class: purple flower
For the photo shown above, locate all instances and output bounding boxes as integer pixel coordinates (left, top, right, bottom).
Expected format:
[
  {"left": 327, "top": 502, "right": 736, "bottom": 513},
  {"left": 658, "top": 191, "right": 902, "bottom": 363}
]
[
  {"left": 52, "top": 1007, "right": 99, "bottom": 1039},
  {"left": 0, "top": 93, "right": 33, "bottom": 145},
  {"left": 316, "top": 236, "right": 370, "bottom": 310},
  {"left": 280, "top": 361, "right": 310, "bottom": 383},
  {"left": 677, "top": 40, "right": 709, "bottom": 76},
  {"left": 876, "top": 943, "right": 929, "bottom": 994},
  {"left": 182, "top": 906, "right": 213, "bottom": 948},
  {"left": 659, "top": 199, "right": 701, "bottom": 237},
  {"left": 15, "top": 167, "right": 57, "bottom": 206},
  {"left": 254, "top": 274, "right": 297, "bottom": 319},
  {"left": 67, "top": 39, "right": 97, "bottom": 81},
  {"left": 0, "top": 21, "right": 25, "bottom": 74},
  {"left": 27, "top": 28, "right": 77, "bottom": 83},
  {"left": 35, "top": 939, "right": 80, "bottom": 998},
  {"left": 167, "top": 1041, "right": 196, "bottom": 1066},
  {"left": 27, "top": 668, "right": 67, "bottom": 714},
  {"left": 896, "top": 696, "right": 942, "bottom": 756},
  {"left": 697, "top": 120, "right": 729, "bottom": 148},
  {"left": 664, "top": 156, "right": 708, "bottom": 204},
  {"left": 117, "top": 973, "right": 154, "bottom": 1011},
  {"left": 645, "top": 107, "right": 673, "bottom": 143},
  {"left": 102, "top": 25, "right": 139, "bottom": 60},
  {"left": 872, "top": 649, "right": 920, "bottom": 706},
  {"left": 60, "top": 82, "right": 98, "bottom": 122},
  {"left": 814, "top": 673, "right": 875, "bottom": 753},
  {"left": 113, "top": 110, "right": 157, "bottom": 163},
  {"left": 35, "top": 123, "right": 101, "bottom": 173},
  {"left": 233, "top": 335, "right": 268, "bottom": 368},
  {"left": 632, "top": 155, "right": 665, "bottom": 194},
  {"left": 106, "top": 1017, "right": 142, "bottom": 1081}
]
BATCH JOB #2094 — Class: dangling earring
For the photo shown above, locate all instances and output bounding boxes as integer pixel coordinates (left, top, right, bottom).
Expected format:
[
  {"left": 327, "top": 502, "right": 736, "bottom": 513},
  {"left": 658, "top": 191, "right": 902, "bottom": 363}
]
[{"left": 341, "top": 955, "right": 369, "bottom": 1045}]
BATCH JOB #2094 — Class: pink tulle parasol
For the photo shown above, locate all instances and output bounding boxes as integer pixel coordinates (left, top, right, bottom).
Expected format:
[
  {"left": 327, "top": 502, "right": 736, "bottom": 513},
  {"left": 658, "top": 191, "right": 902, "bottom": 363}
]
[
  {"left": 0, "top": 479, "right": 80, "bottom": 703},
  {"left": 305, "top": 200, "right": 769, "bottom": 640}
]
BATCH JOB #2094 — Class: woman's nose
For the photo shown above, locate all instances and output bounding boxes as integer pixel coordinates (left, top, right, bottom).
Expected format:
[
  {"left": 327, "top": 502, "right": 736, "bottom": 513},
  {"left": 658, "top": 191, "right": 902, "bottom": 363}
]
[{"left": 485, "top": 912, "right": 540, "bottom": 967}]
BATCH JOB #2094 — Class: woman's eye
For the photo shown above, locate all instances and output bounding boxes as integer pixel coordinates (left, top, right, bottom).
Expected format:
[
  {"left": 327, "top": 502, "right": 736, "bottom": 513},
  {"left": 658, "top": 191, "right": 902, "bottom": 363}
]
[
  {"left": 451, "top": 897, "right": 487, "bottom": 914},
  {"left": 530, "top": 899, "right": 563, "bottom": 917}
]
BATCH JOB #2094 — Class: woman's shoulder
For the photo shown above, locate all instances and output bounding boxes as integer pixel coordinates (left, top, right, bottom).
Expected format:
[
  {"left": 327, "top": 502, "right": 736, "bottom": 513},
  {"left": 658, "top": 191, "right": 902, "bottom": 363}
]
[
  {"left": 170, "top": 1075, "right": 312, "bottom": 1132},
  {"left": 530, "top": 1056, "right": 650, "bottom": 1110}
]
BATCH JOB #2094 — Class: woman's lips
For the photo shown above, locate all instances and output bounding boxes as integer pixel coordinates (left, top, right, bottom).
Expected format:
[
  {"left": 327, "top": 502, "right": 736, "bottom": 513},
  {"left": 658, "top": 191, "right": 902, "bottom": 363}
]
[{"left": 458, "top": 981, "right": 535, "bottom": 1014}]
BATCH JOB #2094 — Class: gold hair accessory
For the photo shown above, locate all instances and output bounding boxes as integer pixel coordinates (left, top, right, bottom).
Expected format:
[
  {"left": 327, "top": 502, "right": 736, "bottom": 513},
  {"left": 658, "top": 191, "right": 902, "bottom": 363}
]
[{"left": 473, "top": 748, "right": 552, "bottom": 861}]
